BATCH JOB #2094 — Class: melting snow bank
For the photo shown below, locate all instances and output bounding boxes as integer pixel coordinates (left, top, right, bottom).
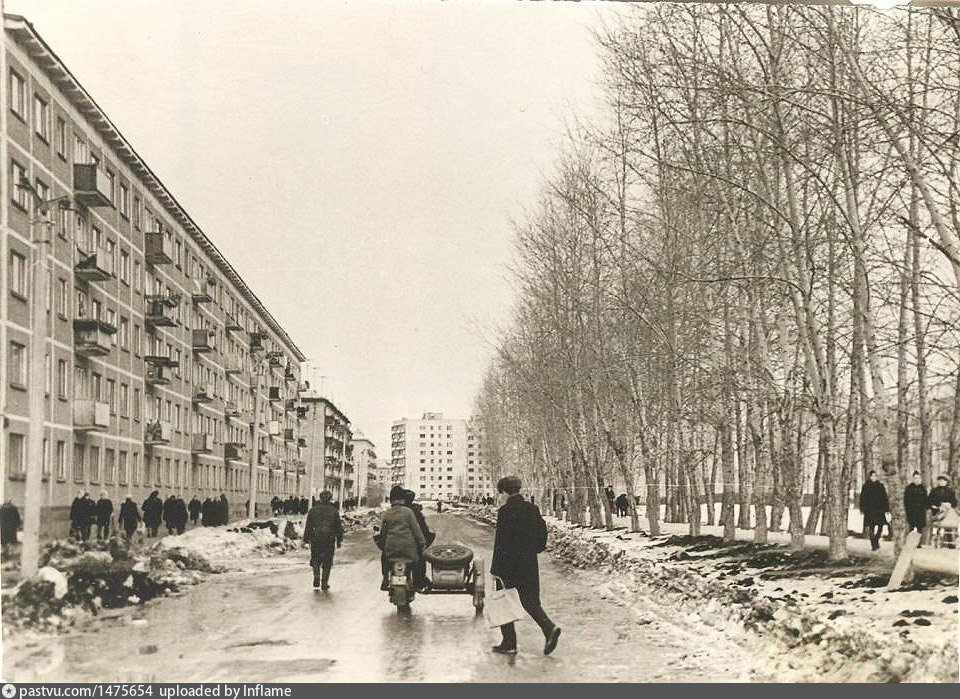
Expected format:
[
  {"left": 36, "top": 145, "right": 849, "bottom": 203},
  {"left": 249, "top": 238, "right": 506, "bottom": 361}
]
[
  {"left": 462, "top": 505, "right": 958, "bottom": 682},
  {"left": 2, "top": 509, "right": 381, "bottom": 635}
]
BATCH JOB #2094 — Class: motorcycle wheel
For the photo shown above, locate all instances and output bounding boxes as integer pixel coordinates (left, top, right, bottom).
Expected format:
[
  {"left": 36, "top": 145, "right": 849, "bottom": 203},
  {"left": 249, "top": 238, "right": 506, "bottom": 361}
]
[{"left": 472, "top": 558, "right": 485, "bottom": 613}]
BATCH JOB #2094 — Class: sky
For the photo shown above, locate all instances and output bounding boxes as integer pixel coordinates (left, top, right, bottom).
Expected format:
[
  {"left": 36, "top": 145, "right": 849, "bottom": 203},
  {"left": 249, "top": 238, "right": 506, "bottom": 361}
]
[{"left": 7, "top": 0, "right": 617, "bottom": 454}]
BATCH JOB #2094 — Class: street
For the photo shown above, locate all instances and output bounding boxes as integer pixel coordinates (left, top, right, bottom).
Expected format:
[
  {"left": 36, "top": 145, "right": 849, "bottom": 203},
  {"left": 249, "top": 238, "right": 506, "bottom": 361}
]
[{"left": 3, "top": 513, "right": 761, "bottom": 682}]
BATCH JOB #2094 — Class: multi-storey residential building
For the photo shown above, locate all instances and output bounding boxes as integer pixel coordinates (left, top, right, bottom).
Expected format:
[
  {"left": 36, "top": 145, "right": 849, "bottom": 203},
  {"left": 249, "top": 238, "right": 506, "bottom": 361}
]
[
  {"left": 390, "top": 412, "right": 494, "bottom": 500},
  {"left": 349, "top": 434, "right": 377, "bottom": 504},
  {"left": 1, "top": 15, "right": 308, "bottom": 532},
  {"left": 297, "top": 391, "right": 352, "bottom": 502}
]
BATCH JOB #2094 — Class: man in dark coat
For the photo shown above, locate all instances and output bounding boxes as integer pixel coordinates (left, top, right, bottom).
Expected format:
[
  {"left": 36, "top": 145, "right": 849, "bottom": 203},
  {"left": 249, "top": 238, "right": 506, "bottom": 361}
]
[
  {"left": 81, "top": 492, "right": 96, "bottom": 541},
  {"left": 859, "top": 471, "right": 889, "bottom": 551},
  {"left": 95, "top": 491, "right": 114, "bottom": 540},
  {"left": 118, "top": 495, "right": 140, "bottom": 539},
  {"left": 142, "top": 491, "right": 163, "bottom": 537},
  {"left": 219, "top": 494, "right": 229, "bottom": 526},
  {"left": 929, "top": 474, "right": 958, "bottom": 515},
  {"left": 188, "top": 496, "right": 202, "bottom": 526},
  {"left": 490, "top": 475, "right": 561, "bottom": 656},
  {"left": 300, "top": 497, "right": 309, "bottom": 515},
  {"left": 615, "top": 493, "right": 629, "bottom": 518},
  {"left": 1, "top": 499, "right": 21, "bottom": 549},
  {"left": 271, "top": 496, "right": 281, "bottom": 516},
  {"left": 903, "top": 472, "right": 928, "bottom": 535},
  {"left": 302, "top": 490, "right": 344, "bottom": 590},
  {"left": 174, "top": 496, "right": 188, "bottom": 534},
  {"left": 163, "top": 495, "right": 178, "bottom": 535},
  {"left": 69, "top": 490, "right": 85, "bottom": 539}
]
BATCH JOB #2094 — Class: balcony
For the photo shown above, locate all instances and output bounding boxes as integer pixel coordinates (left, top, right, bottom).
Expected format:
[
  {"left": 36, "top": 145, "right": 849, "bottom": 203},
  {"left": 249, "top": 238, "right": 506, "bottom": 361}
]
[
  {"left": 73, "top": 318, "right": 115, "bottom": 357},
  {"left": 297, "top": 437, "right": 307, "bottom": 449},
  {"left": 267, "top": 351, "right": 285, "bottom": 368},
  {"left": 192, "top": 433, "right": 213, "bottom": 454},
  {"left": 191, "top": 277, "right": 213, "bottom": 304},
  {"left": 145, "top": 364, "right": 171, "bottom": 386},
  {"left": 144, "top": 353, "right": 179, "bottom": 368},
  {"left": 193, "top": 384, "right": 215, "bottom": 404},
  {"left": 249, "top": 331, "right": 265, "bottom": 351},
  {"left": 284, "top": 399, "right": 296, "bottom": 414},
  {"left": 144, "top": 420, "right": 173, "bottom": 446},
  {"left": 267, "top": 420, "right": 280, "bottom": 437},
  {"left": 144, "top": 295, "right": 177, "bottom": 327},
  {"left": 225, "top": 443, "right": 247, "bottom": 462},
  {"left": 73, "top": 399, "right": 110, "bottom": 432},
  {"left": 73, "top": 164, "right": 111, "bottom": 207},
  {"left": 283, "top": 428, "right": 295, "bottom": 443},
  {"left": 75, "top": 247, "right": 113, "bottom": 282},
  {"left": 144, "top": 231, "right": 173, "bottom": 265},
  {"left": 225, "top": 314, "right": 243, "bottom": 333},
  {"left": 296, "top": 405, "right": 309, "bottom": 420},
  {"left": 284, "top": 368, "right": 297, "bottom": 386},
  {"left": 192, "top": 328, "right": 215, "bottom": 353},
  {"left": 268, "top": 386, "right": 282, "bottom": 402}
]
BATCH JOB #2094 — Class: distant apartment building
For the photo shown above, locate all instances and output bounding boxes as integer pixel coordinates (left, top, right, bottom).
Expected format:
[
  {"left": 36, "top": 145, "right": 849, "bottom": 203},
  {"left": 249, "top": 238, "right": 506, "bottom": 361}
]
[
  {"left": 390, "top": 412, "right": 494, "bottom": 499},
  {"left": 350, "top": 434, "right": 377, "bottom": 504},
  {"left": 1, "top": 15, "right": 310, "bottom": 531},
  {"left": 297, "top": 392, "right": 352, "bottom": 501}
]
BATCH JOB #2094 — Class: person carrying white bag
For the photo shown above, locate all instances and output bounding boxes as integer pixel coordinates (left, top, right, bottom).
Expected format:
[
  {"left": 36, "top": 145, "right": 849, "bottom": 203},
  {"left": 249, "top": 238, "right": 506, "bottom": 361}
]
[{"left": 488, "top": 475, "right": 561, "bottom": 656}]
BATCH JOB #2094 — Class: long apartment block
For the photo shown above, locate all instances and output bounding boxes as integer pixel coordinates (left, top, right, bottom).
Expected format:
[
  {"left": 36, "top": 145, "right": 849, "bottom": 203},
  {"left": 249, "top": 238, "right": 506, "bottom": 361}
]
[{"left": 1, "top": 14, "right": 311, "bottom": 532}]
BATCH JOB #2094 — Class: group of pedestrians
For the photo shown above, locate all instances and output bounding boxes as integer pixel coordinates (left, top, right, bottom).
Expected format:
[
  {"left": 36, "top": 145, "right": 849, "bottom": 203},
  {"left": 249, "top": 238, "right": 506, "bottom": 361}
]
[
  {"left": 68, "top": 490, "right": 231, "bottom": 541},
  {"left": 859, "top": 471, "right": 958, "bottom": 550}
]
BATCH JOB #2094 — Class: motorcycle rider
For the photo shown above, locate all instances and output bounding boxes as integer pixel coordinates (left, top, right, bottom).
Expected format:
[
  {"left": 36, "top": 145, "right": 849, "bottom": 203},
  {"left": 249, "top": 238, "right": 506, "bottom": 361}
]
[
  {"left": 377, "top": 486, "right": 427, "bottom": 592},
  {"left": 402, "top": 489, "right": 435, "bottom": 589}
]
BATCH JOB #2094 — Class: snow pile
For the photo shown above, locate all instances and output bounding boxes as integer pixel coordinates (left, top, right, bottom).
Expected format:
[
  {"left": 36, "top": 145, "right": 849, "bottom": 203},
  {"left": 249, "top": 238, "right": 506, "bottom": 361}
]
[
  {"left": 1, "top": 537, "right": 217, "bottom": 633},
  {"left": 539, "top": 520, "right": 958, "bottom": 682}
]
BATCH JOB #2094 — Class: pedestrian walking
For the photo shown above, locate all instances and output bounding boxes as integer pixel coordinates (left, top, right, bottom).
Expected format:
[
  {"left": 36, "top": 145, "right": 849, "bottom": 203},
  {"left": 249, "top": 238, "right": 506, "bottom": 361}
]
[
  {"left": 219, "top": 494, "right": 230, "bottom": 525},
  {"left": 615, "top": 493, "right": 629, "bottom": 518},
  {"left": 490, "top": 475, "right": 561, "bottom": 656},
  {"left": 604, "top": 484, "right": 615, "bottom": 515},
  {"left": 903, "top": 472, "right": 928, "bottom": 535},
  {"left": 118, "top": 495, "right": 140, "bottom": 540},
  {"left": 69, "top": 490, "right": 85, "bottom": 539},
  {"left": 859, "top": 471, "right": 889, "bottom": 551},
  {"left": 929, "top": 475, "right": 959, "bottom": 515},
  {"left": 1, "top": 499, "right": 21, "bottom": 551},
  {"left": 81, "top": 491, "right": 96, "bottom": 541},
  {"left": 174, "top": 496, "right": 188, "bottom": 534},
  {"left": 201, "top": 497, "right": 214, "bottom": 526},
  {"left": 163, "top": 495, "right": 178, "bottom": 535},
  {"left": 302, "top": 490, "right": 344, "bottom": 590},
  {"left": 95, "top": 491, "right": 114, "bottom": 540},
  {"left": 142, "top": 491, "right": 163, "bottom": 537},
  {"left": 188, "top": 496, "right": 202, "bottom": 526}
]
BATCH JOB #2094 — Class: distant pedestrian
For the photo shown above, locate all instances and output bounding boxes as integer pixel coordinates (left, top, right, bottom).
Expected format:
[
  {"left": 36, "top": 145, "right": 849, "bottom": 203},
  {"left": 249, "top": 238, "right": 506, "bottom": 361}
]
[
  {"left": 615, "top": 494, "right": 629, "bottom": 518},
  {"left": 163, "top": 495, "right": 178, "bottom": 535},
  {"left": 903, "top": 472, "right": 928, "bottom": 535},
  {"left": 929, "top": 474, "right": 958, "bottom": 515},
  {"left": 118, "top": 495, "right": 140, "bottom": 540},
  {"left": 859, "top": 471, "right": 889, "bottom": 551},
  {"left": 1, "top": 499, "right": 21, "bottom": 550},
  {"left": 69, "top": 490, "right": 85, "bottom": 539},
  {"left": 271, "top": 496, "right": 281, "bottom": 516},
  {"left": 81, "top": 492, "right": 96, "bottom": 541},
  {"left": 142, "top": 491, "right": 163, "bottom": 537},
  {"left": 604, "top": 484, "right": 615, "bottom": 514},
  {"left": 201, "top": 497, "right": 214, "bottom": 526},
  {"left": 95, "top": 491, "right": 114, "bottom": 540},
  {"left": 302, "top": 490, "right": 344, "bottom": 590},
  {"left": 189, "top": 496, "right": 202, "bottom": 526},
  {"left": 219, "top": 494, "right": 230, "bottom": 525},
  {"left": 299, "top": 497, "right": 309, "bottom": 515},
  {"left": 490, "top": 475, "right": 560, "bottom": 657}
]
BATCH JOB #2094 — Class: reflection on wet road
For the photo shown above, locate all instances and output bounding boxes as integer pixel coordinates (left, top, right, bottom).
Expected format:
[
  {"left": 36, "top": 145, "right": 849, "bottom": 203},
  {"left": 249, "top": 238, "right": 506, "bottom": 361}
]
[{"left": 3, "top": 513, "right": 760, "bottom": 682}]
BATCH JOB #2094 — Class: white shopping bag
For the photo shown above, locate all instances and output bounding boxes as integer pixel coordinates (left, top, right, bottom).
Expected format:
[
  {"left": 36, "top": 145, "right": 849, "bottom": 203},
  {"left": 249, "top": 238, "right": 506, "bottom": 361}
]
[{"left": 483, "top": 575, "right": 526, "bottom": 629}]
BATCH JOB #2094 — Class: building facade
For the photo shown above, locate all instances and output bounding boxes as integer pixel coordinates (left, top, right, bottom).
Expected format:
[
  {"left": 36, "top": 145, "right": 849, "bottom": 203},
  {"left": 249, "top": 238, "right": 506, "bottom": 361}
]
[
  {"left": 297, "top": 392, "right": 352, "bottom": 502},
  {"left": 390, "top": 412, "right": 494, "bottom": 500},
  {"left": 1, "top": 15, "right": 310, "bottom": 532},
  {"left": 349, "top": 435, "right": 377, "bottom": 504}
]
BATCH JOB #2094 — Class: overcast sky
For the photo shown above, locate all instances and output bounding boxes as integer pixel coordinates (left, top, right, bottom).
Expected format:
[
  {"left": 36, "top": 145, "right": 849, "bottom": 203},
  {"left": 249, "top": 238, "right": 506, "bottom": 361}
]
[{"left": 8, "top": 0, "right": 617, "bottom": 453}]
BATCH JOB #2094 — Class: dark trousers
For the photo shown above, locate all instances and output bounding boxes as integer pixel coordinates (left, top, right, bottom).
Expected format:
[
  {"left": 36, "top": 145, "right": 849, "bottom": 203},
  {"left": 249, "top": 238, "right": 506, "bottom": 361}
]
[
  {"left": 311, "top": 538, "right": 336, "bottom": 585},
  {"left": 867, "top": 524, "right": 883, "bottom": 549},
  {"left": 123, "top": 525, "right": 137, "bottom": 539},
  {"left": 497, "top": 579, "right": 554, "bottom": 648},
  {"left": 96, "top": 521, "right": 110, "bottom": 539}
]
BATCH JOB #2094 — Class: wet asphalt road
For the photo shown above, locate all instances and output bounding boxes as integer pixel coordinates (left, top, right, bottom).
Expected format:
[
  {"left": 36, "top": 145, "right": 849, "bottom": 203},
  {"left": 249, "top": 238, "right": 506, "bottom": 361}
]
[{"left": 3, "top": 513, "right": 760, "bottom": 682}]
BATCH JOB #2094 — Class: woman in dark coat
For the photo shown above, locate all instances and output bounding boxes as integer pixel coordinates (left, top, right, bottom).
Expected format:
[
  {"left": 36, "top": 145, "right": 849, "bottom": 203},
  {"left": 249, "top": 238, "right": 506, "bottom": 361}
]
[
  {"left": 142, "top": 491, "right": 163, "bottom": 537},
  {"left": 118, "top": 495, "right": 140, "bottom": 539},
  {"left": 188, "top": 496, "right": 202, "bottom": 526},
  {"left": 903, "top": 472, "right": 928, "bottom": 535},
  {"left": 859, "top": 471, "right": 889, "bottom": 551},
  {"left": 201, "top": 497, "right": 214, "bottom": 527}
]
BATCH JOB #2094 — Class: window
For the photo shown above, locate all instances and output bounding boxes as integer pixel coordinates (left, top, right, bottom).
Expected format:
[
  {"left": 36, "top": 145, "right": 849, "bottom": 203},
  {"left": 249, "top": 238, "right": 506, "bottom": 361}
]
[
  {"left": 73, "top": 444, "right": 85, "bottom": 481},
  {"left": 119, "top": 183, "right": 129, "bottom": 218},
  {"left": 9, "top": 249, "right": 27, "bottom": 298},
  {"left": 42, "top": 438, "right": 51, "bottom": 477},
  {"left": 8, "top": 342, "right": 26, "bottom": 389},
  {"left": 35, "top": 178, "right": 49, "bottom": 203},
  {"left": 133, "top": 196, "right": 142, "bottom": 229},
  {"left": 9, "top": 68, "right": 29, "bottom": 119},
  {"left": 56, "top": 441, "right": 66, "bottom": 480},
  {"left": 132, "top": 452, "right": 140, "bottom": 485},
  {"left": 90, "top": 446, "right": 100, "bottom": 483},
  {"left": 175, "top": 239, "right": 183, "bottom": 268},
  {"left": 133, "top": 387, "right": 141, "bottom": 421},
  {"left": 119, "top": 317, "right": 129, "bottom": 350},
  {"left": 134, "top": 324, "right": 142, "bottom": 356},
  {"left": 74, "top": 134, "right": 89, "bottom": 164},
  {"left": 55, "top": 116, "right": 67, "bottom": 157},
  {"left": 10, "top": 161, "right": 29, "bottom": 210},
  {"left": 55, "top": 278, "right": 67, "bottom": 317},
  {"left": 119, "top": 451, "right": 128, "bottom": 485},
  {"left": 120, "top": 383, "right": 129, "bottom": 416},
  {"left": 133, "top": 260, "right": 142, "bottom": 292},
  {"left": 107, "top": 379, "right": 116, "bottom": 413},
  {"left": 120, "top": 250, "right": 130, "bottom": 284},
  {"left": 45, "top": 352, "right": 51, "bottom": 395},
  {"left": 107, "top": 309, "right": 117, "bottom": 345},
  {"left": 107, "top": 239, "right": 117, "bottom": 277},
  {"left": 34, "top": 93, "right": 50, "bottom": 141},
  {"left": 107, "top": 170, "right": 116, "bottom": 205},
  {"left": 57, "top": 359, "right": 67, "bottom": 398},
  {"left": 105, "top": 449, "right": 115, "bottom": 484}
]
